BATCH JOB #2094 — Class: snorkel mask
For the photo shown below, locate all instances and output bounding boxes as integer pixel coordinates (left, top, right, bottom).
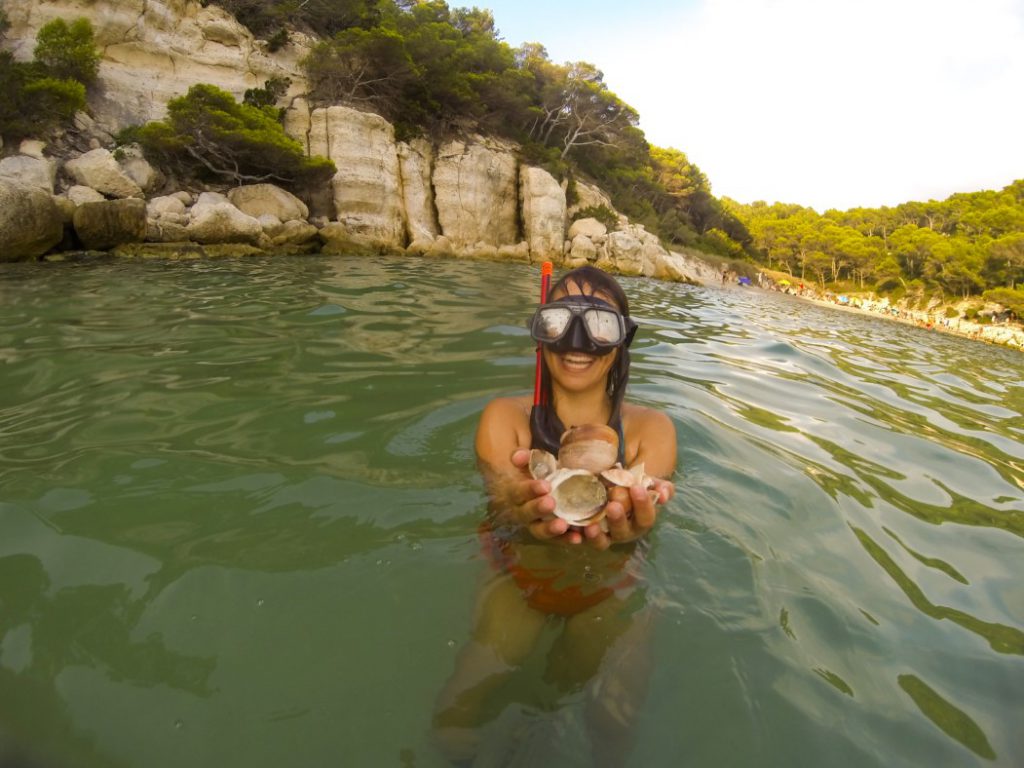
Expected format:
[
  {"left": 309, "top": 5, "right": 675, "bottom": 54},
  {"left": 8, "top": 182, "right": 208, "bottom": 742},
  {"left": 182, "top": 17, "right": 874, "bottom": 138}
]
[{"left": 528, "top": 296, "right": 637, "bottom": 356}]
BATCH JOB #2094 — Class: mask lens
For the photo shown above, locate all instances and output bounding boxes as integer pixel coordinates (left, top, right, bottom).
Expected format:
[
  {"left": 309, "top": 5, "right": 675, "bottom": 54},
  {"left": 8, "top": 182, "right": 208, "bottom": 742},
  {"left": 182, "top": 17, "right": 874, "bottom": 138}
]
[
  {"left": 535, "top": 306, "right": 572, "bottom": 341},
  {"left": 583, "top": 309, "right": 623, "bottom": 345}
]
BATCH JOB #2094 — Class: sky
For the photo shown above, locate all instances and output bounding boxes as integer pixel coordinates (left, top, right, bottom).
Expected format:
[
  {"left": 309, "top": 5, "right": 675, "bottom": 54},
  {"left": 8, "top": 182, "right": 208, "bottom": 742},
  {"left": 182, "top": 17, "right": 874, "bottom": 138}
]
[{"left": 478, "top": 0, "right": 1024, "bottom": 212}]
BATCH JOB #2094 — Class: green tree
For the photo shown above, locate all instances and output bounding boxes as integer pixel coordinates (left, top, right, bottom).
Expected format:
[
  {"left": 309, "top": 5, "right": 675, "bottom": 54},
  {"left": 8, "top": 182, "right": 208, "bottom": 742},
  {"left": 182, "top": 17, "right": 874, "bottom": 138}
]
[
  {"left": 0, "top": 52, "right": 86, "bottom": 139},
  {"left": 135, "top": 84, "right": 335, "bottom": 188},
  {"left": 33, "top": 18, "right": 100, "bottom": 85}
]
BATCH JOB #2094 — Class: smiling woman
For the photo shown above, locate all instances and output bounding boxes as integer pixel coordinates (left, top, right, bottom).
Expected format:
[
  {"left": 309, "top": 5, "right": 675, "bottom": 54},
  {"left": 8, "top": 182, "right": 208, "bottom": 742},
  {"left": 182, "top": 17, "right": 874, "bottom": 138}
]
[{"left": 432, "top": 265, "right": 677, "bottom": 766}]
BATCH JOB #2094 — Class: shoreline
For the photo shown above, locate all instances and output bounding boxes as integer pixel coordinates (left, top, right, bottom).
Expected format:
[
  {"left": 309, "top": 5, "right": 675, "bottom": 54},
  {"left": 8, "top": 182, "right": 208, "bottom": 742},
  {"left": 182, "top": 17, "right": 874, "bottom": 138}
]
[{"left": 745, "top": 283, "right": 1024, "bottom": 351}]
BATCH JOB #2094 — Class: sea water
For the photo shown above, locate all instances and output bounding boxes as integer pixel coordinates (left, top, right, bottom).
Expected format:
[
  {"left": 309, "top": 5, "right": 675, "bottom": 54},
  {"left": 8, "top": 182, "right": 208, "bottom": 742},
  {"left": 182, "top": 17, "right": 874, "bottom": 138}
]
[{"left": 0, "top": 255, "right": 1020, "bottom": 767}]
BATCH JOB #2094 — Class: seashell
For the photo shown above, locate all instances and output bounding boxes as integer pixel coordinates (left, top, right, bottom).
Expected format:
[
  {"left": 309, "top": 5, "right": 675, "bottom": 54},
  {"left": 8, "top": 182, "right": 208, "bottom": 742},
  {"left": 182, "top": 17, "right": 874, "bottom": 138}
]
[
  {"left": 557, "top": 424, "right": 619, "bottom": 473},
  {"left": 600, "top": 462, "right": 655, "bottom": 489},
  {"left": 528, "top": 449, "right": 558, "bottom": 480},
  {"left": 600, "top": 466, "right": 637, "bottom": 487},
  {"left": 547, "top": 468, "right": 608, "bottom": 525}
]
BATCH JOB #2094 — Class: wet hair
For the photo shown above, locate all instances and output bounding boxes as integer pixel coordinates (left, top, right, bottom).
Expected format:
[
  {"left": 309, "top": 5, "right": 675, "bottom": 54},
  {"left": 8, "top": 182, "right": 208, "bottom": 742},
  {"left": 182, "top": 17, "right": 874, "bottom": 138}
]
[{"left": 532, "top": 265, "right": 633, "bottom": 453}]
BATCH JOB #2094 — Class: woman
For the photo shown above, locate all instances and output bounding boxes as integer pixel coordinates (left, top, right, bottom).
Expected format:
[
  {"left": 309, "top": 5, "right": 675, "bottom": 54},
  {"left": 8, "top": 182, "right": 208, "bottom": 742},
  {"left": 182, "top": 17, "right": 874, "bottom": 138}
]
[{"left": 434, "top": 265, "right": 677, "bottom": 766}]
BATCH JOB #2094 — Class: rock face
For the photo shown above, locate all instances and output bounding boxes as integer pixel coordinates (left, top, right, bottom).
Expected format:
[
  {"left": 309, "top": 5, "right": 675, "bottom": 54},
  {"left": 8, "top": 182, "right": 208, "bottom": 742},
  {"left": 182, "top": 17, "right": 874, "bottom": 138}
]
[
  {"left": 1, "top": 0, "right": 311, "bottom": 133},
  {"left": 398, "top": 139, "right": 439, "bottom": 244},
  {"left": 434, "top": 139, "right": 518, "bottom": 249},
  {"left": 0, "top": 180, "right": 63, "bottom": 261},
  {"left": 310, "top": 106, "right": 406, "bottom": 250},
  {"left": 520, "top": 166, "right": 565, "bottom": 262},
  {"left": 72, "top": 198, "right": 148, "bottom": 250}
]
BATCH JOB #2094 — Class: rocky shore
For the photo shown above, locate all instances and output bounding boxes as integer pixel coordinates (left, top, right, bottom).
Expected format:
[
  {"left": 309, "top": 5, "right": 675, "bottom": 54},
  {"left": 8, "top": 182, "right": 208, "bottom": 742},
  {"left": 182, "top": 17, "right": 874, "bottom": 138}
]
[{"left": 751, "top": 277, "right": 1024, "bottom": 351}]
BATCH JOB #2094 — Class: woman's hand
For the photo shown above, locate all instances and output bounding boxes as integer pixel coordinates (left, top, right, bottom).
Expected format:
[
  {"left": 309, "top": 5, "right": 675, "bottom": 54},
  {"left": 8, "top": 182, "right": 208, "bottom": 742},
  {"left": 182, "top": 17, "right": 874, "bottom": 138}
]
[
  {"left": 581, "top": 477, "right": 675, "bottom": 550},
  {"left": 503, "top": 449, "right": 578, "bottom": 542}
]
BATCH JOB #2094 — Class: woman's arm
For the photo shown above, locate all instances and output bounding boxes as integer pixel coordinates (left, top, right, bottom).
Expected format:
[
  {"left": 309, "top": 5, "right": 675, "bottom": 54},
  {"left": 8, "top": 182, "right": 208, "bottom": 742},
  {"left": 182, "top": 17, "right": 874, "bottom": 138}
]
[{"left": 475, "top": 398, "right": 573, "bottom": 541}]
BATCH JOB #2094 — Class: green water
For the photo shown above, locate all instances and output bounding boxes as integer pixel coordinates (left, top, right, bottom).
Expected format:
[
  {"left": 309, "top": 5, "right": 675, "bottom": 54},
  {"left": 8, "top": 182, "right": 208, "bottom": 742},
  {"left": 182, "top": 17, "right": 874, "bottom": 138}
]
[{"left": 0, "top": 255, "right": 1021, "bottom": 768}]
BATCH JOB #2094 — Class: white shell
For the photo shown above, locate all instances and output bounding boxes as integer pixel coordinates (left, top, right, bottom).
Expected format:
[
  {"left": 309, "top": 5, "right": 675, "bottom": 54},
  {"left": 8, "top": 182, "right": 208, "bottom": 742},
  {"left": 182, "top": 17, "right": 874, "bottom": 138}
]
[{"left": 548, "top": 468, "right": 608, "bottom": 525}]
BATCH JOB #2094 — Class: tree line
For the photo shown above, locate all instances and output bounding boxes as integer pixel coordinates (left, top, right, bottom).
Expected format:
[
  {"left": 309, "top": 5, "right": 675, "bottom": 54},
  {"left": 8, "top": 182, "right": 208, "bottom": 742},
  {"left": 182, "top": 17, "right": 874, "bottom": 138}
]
[{"left": 727, "top": 181, "right": 1024, "bottom": 312}]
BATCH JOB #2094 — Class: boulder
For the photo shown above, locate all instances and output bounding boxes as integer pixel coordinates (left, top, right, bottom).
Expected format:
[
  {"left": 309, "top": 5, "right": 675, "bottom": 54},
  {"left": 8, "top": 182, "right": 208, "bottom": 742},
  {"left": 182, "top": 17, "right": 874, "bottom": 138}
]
[
  {"left": 64, "top": 149, "right": 144, "bottom": 199},
  {"left": 67, "top": 186, "right": 107, "bottom": 206},
  {"left": 187, "top": 201, "right": 263, "bottom": 245},
  {"left": 18, "top": 140, "right": 47, "bottom": 159},
  {"left": 568, "top": 217, "right": 608, "bottom": 240},
  {"left": 398, "top": 138, "right": 439, "bottom": 243},
  {"left": 116, "top": 145, "right": 164, "bottom": 193},
  {"left": 310, "top": 106, "right": 406, "bottom": 249},
  {"left": 434, "top": 139, "right": 518, "bottom": 248},
  {"left": 520, "top": 166, "right": 566, "bottom": 262},
  {"left": 146, "top": 220, "right": 191, "bottom": 243},
  {"left": 269, "top": 220, "right": 318, "bottom": 247},
  {"left": 147, "top": 195, "right": 188, "bottom": 218},
  {"left": 570, "top": 234, "right": 598, "bottom": 263},
  {"left": 72, "top": 199, "right": 148, "bottom": 250},
  {"left": 0, "top": 155, "right": 57, "bottom": 193},
  {"left": 0, "top": 180, "right": 63, "bottom": 261},
  {"left": 228, "top": 183, "right": 309, "bottom": 222},
  {"left": 569, "top": 181, "right": 615, "bottom": 217}
]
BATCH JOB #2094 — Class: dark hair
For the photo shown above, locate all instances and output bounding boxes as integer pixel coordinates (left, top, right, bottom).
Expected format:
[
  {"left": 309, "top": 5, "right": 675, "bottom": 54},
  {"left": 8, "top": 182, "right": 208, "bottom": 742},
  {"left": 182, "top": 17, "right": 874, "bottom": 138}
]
[{"left": 532, "top": 266, "right": 633, "bottom": 452}]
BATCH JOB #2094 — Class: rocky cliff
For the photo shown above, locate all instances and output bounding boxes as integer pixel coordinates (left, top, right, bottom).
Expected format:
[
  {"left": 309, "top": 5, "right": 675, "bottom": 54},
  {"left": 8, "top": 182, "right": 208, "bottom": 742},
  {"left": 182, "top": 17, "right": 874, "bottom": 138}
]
[
  {"left": 2, "top": 0, "right": 309, "bottom": 134},
  {"left": 0, "top": 0, "right": 707, "bottom": 284}
]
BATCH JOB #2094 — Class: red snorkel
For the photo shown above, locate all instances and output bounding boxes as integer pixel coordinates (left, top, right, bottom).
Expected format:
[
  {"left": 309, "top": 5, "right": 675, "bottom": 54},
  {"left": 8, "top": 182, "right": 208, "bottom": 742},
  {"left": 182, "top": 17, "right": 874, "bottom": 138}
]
[{"left": 533, "top": 261, "right": 553, "bottom": 408}]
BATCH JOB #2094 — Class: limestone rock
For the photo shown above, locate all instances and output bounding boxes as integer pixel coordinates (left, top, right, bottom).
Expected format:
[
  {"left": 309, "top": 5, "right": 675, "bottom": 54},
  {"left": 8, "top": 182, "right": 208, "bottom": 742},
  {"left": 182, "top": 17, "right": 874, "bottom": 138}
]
[
  {"left": 497, "top": 242, "right": 531, "bottom": 262},
  {"left": 520, "top": 166, "right": 566, "bottom": 263},
  {"left": 570, "top": 234, "right": 598, "bottom": 263},
  {"left": 72, "top": 199, "right": 148, "bottom": 250},
  {"left": 228, "top": 184, "right": 309, "bottom": 222},
  {"left": 434, "top": 139, "right": 517, "bottom": 248},
  {"left": 67, "top": 186, "right": 107, "bottom": 206},
  {"left": 64, "top": 149, "right": 144, "bottom": 199},
  {"left": 3, "top": 1, "right": 312, "bottom": 134},
  {"left": 0, "top": 180, "right": 63, "bottom": 261},
  {"left": 569, "top": 217, "right": 608, "bottom": 240},
  {"left": 53, "top": 196, "right": 77, "bottom": 225},
  {"left": 116, "top": 145, "right": 163, "bottom": 193},
  {"left": 146, "top": 220, "right": 191, "bottom": 243},
  {"left": 19, "top": 140, "right": 47, "bottom": 159},
  {"left": 147, "top": 195, "right": 188, "bottom": 218},
  {"left": 319, "top": 222, "right": 392, "bottom": 255},
  {"left": 270, "top": 220, "right": 319, "bottom": 247},
  {"left": 569, "top": 181, "right": 616, "bottom": 218},
  {"left": 0, "top": 155, "right": 57, "bottom": 193},
  {"left": 283, "top": 97, "right": 312, "bottom": 154},
  {"left": 398, "top": 138, "right": 439, "bottom": 243},
  {"left": 187, "top": 201, "right": 263, "bottom": 245},
  {"left": 310, "top": 106, "right": 406, "bottom": 249},
  {"left": 426, "top": 235, "right": 455, "bottom": 258}
]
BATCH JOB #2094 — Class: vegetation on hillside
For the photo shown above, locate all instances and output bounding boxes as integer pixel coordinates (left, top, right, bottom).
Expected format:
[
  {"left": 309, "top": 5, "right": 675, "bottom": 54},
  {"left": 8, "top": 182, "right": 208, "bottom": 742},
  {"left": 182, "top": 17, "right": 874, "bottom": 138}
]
[
  {"left": 0, "top": 17, "right": 97, "bottom": 140},
  {"left": 203, "top": 0, "right": 750, "bottom": 256},
  {"left": 129, "top": 84, "right": 336, "bottom": 189},
  {"left": 727, "top": 181, "right": 1024, "bottom": 309}
]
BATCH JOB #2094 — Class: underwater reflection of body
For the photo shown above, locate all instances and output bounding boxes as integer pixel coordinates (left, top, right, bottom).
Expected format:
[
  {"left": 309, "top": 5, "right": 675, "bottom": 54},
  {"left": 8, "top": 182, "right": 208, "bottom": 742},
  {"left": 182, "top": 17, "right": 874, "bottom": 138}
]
[{"left": 433, "top": 266, "right": 676, "bottom": 766}]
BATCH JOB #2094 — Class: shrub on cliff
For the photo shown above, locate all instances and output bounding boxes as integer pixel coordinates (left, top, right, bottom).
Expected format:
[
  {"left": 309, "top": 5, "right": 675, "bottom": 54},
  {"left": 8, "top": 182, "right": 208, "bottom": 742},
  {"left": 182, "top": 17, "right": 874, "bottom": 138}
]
[
  {"left": 132, "top": 84, "right": 335, "bottom": 189},
  {"left": 0, "top": 17, "right": 96, "bottom": 140},
  {"left": 34, "top": 18, "right": 100, "bottom": 85},
  {"left": 0, "top": 53, "right": 86, "bottom": 140}
]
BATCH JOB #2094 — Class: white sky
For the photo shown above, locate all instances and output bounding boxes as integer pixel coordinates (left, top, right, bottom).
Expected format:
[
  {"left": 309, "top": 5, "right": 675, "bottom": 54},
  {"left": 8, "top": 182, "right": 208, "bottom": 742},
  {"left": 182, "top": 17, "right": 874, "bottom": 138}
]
[{"left": 480, "top": 0, "right": 1024, "bottom": 212}]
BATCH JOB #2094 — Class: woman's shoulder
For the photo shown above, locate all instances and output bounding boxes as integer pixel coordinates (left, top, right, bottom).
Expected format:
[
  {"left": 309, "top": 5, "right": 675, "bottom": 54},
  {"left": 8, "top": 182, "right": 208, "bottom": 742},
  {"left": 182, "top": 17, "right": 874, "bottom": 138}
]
[
  {"left": 622, "top": 402, "right": 674, "bottom": 434},
  {"left": 479, "top": 395, "right": 533, "bottom": 435}
]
